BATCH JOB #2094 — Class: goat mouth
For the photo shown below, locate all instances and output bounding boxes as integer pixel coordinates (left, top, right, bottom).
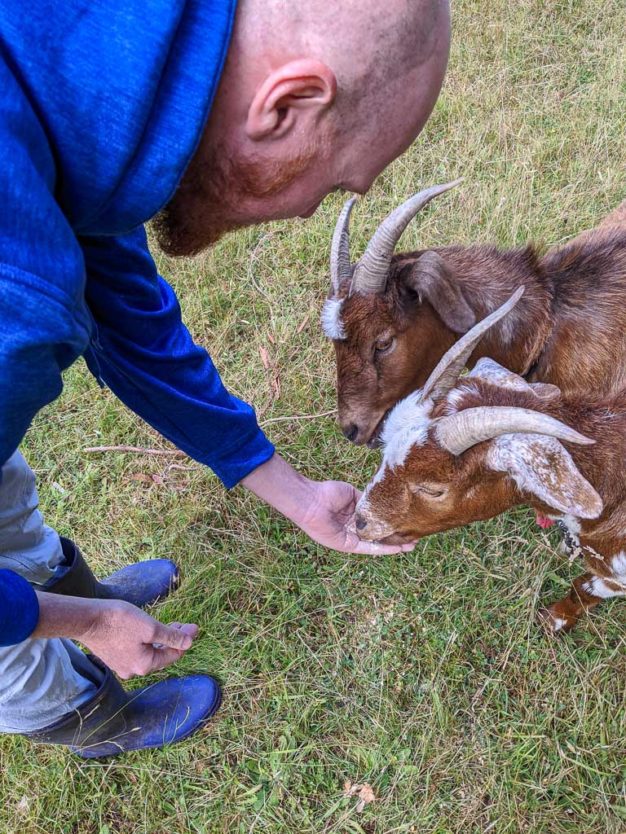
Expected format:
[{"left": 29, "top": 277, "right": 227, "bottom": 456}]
[
  {"left": 366, "top": 410, "right": 392, "bottom": 449},
  {"left": 375, "top": 532, "right": 416, "bottom": 546}
]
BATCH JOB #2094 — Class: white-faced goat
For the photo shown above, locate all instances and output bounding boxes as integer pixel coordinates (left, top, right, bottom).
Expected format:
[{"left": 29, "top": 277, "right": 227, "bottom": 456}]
[
  {"left": 322, "top": 182, "right": 626, "bottom": 446},
  {"left": 355, "top": 289, "right": 626, "bottom": 633}
]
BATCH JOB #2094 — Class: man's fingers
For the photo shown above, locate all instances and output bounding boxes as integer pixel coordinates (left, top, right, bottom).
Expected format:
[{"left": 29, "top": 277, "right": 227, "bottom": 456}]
[
  {"left": 152, "top": 622, "right": 196, "bottom": 651},
  {"left": 170, "top": 622, "right": 199, "bottom": 638},
  {"left": 148, "top": 646, "right": 186, "bottom": 672}
]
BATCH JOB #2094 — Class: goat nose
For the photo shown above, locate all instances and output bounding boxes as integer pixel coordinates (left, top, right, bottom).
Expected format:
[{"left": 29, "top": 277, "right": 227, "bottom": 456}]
[
  {"left": 342, "top": 423, "right": 359, "bottom": 442},
  {"left": 355, "top": 514, "right": 367, "bottom": 531}
]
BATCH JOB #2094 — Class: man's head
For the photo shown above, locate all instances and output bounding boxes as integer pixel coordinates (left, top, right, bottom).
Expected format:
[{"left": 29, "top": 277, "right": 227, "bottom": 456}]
[{"left": 156, "top": 0, "right": 451, "bottom": 256}]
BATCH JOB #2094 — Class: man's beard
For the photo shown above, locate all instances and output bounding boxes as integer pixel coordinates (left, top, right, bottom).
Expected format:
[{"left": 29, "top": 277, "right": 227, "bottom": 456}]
[{"left": 154, "top": 140, "right": 317, "bottom": 257}]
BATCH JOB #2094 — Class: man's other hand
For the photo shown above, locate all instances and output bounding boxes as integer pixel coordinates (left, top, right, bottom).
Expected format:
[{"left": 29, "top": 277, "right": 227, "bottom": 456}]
[{"left": 34, "top": 592, "right": 198, "bottom": 679}]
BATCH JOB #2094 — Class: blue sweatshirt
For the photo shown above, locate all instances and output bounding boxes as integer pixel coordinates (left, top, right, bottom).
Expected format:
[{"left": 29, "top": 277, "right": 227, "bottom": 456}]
[{"left": 0, "top": 0, "right": 275, "bottom": 644}]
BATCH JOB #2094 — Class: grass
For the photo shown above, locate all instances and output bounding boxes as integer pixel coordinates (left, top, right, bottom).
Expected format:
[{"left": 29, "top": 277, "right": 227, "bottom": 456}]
[{"left": 2, "top": 0, "right": 625, "bottom": 831}]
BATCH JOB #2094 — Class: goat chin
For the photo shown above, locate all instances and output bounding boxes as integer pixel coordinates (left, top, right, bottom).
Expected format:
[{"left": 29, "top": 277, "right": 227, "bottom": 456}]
[
  {"left": 366, "top": 409, "right": 392, "bottom": 448},
  {"left": 375, "top": 532, "right": 415, "bottom": 545}
]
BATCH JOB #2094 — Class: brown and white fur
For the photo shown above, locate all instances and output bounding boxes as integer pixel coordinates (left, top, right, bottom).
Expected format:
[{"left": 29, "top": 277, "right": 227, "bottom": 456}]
[
  {"left": 324, "top": 190, "right": 626, "bottom": 446},
  {"left": 355, "top": 297, "right": 626, "bottom": 634}
]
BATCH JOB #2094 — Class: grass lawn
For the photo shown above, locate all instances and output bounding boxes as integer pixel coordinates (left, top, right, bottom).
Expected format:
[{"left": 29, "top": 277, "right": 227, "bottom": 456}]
[{"left": 1, "top": 0, "right": 625, "bottom": 831}]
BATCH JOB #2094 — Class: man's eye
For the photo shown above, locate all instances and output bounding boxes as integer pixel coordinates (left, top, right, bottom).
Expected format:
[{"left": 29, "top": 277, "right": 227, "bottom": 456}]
[{"left": 374, "top": 336, "right": 395, "bottom": 355}]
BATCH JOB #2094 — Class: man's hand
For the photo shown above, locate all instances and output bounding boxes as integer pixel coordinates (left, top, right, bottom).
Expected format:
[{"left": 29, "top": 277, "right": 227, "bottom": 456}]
[
  {"left": 296, "top": 479, "right": 414, "bottom": 554},
  {"left": 34, "top": 592, "right": 198, "bottom": 680},
  {"left": 242, "top": 453, "right": 415, "bottom": 555}
]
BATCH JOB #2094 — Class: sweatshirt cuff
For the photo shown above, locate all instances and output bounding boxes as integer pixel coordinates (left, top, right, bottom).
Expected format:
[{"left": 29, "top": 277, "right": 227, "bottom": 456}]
[
  {"left": 0, "top": 570, "right": 40, "bottom": 646},
  {"left": 204, "top": 427, "right": 275, "bottom": 489}
]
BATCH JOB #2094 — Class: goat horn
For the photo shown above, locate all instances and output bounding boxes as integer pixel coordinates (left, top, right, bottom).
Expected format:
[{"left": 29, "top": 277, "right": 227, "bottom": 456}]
[
  {"left": 351, "top": 179, "right": 463, "bottom": 295},
  {"left": 330, "top": 197, "right": 356, "bottom": 294},
  {"left": 436, "top": 406, "right": 596, "bottom": 456},
  {"left": 421, "top": 287, "right": 525, "bottom": 403}
]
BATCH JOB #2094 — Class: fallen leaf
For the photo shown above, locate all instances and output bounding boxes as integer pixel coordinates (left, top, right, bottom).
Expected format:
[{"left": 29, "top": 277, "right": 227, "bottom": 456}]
[
  {"left": 297, "top": 313, "right": 311, "bottom": 334},
  {"left": 128, "top": 473, "right": 153, "bottom": 485},
  {"left": 16, "top": 796, "right": 30, "bottom": 815},
  {"left": 259, "top": 346, "right": 281, "bottom": 400},
  {"left": 259, "top": 347, "right": 271, "bottom": 370},
  {"left": 343, "top": 781, "right": 376, "bottom": 813}
]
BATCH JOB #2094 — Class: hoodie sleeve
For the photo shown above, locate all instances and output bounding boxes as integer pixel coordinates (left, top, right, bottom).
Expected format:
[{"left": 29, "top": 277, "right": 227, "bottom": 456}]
[
  {"left": 0, "top": 60, "right": 93, "bottom": 468},
  {"left": 81, "top": 228, "right": 275, "bottom": 488},
  {"left": 0, "top": 570, "right": 39, "bottom": 647}
]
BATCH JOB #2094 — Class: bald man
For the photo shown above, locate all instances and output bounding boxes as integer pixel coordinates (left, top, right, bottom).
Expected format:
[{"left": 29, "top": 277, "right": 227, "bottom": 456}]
[{"left": 0, "top": 0, "right": 450, "bottom": 757}]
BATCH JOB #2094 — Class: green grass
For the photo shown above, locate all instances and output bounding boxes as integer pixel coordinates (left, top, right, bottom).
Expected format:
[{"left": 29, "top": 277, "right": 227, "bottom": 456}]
[{"left": 2, "top": 0, "right": 625, "bottom": 831}]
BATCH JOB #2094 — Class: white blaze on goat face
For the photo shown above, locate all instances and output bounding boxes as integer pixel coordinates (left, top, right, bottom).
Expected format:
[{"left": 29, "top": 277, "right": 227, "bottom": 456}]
[
  {"left": 379, "top": 392, "right": 434, "bottom": 470},
  {"left": 321, "top": 297, "right": 346, "bottom": 340},
  {"left": 356, "top": 391, "right": 434, "bottom": 526}
]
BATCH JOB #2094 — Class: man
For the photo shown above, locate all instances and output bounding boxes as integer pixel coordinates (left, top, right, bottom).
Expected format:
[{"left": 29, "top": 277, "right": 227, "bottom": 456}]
[{"left": 0, "top": 0, "right": 450, "bottom": 757}]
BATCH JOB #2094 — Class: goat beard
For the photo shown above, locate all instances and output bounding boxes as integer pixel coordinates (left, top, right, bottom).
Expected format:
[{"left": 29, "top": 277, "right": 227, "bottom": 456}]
[{"left": 154, "top": 140, "right": 317, "bottom": 257}]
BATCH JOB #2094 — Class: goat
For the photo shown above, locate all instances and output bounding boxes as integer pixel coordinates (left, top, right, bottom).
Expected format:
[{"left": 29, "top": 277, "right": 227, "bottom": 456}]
[
  {"left": 322, "top": 182, "right": 626, "bottom": 447},
  {"left": 354, "top": 289, "right": 626, "bottom": 634}
]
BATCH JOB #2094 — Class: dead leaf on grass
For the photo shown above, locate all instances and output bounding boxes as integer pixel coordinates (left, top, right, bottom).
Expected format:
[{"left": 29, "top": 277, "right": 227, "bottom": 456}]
[
  {"left": 296, "top": 313, "right": 311, "bottom": 334},
  {"left": 343, "top": 781, "right": 376, "bottom": 813},
  {"left": 259, "top": 346, "right": 271, "bottom": 370},
  {"left": 258, "top": 346, "right": 281, "bottom": 400},
  {"left": 16, "top": 795, "right": 30, "bottom": 815},
  {"left": 127, "top": 473, "right": 165, "bottom": 486}
]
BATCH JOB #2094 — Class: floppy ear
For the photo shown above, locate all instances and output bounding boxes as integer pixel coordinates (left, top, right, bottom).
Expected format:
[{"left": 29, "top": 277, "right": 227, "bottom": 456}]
[
  {"left": 487, "top": 434, "right": 603, "bottom": 519},
  {"left": 404, "top": 251, "right": 476, "bottom": 333}
]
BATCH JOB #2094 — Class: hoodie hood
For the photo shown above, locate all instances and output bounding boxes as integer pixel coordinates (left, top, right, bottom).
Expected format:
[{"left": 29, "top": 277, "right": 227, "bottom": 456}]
[{"left": 0, "top": 0, "right": 236, "bottom": 235}]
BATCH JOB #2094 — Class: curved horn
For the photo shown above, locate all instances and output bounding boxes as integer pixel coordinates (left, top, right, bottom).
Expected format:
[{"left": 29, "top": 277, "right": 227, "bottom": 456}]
[
  {"left": 421, "top": 287, "right": 525, "bottom": 403},
  {"left": 436, "top": 406, "right": 595, "bottom": 456},
  {"left": 330, "top": 197, "right": 356, "bottom": 294},
  {"left": 351, "top": 179, "right": 462, "bottom": 295}
]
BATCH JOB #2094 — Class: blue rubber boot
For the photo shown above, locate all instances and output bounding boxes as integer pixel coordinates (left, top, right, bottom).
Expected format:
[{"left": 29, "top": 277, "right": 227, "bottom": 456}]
[
  {"left": 43, "top": 538, "right": 179, "bottom": 608},
  {"left": 25, "top": 657, "right": 222, "bottom": 758}
]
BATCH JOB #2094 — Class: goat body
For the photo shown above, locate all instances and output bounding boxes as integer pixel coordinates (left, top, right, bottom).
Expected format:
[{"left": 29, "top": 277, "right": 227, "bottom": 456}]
[{"left": 355, "top": 292, "right": 626, "bottom": 634}]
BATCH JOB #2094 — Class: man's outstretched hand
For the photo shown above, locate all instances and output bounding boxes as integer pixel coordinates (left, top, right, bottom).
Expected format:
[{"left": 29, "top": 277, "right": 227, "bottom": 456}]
[
  {"left": 242, "top": 453, "right": 415, "bottom": 555},
  {"left": 296, "top": 478, "right": 414, "bottom": 554}
]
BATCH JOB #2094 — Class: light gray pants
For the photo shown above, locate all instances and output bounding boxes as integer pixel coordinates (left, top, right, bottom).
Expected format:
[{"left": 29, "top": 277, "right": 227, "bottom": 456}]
[{"left": 0, "top": 451, "right": 101, "bottom": 733}]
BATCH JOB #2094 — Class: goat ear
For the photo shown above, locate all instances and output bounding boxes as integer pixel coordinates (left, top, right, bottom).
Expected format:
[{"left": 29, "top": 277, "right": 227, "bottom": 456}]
[
  {"left": 404, "top": 251, "right": 476, "bottom": 333},
  {"left": 488, "top": 435, "right": 603, "bottom": 519}
]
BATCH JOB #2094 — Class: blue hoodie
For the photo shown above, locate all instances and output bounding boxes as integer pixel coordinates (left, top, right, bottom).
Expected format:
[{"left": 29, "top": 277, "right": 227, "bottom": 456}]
[{"left": 0, "top": 0, "right": 276, "bottom": 646}]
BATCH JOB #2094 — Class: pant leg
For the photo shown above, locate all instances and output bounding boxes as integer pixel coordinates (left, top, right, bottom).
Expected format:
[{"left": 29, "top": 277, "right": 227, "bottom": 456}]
[
  {"left": 0, "top": 638, "right": 103, "bottom": 733},
  {"left": 0, "top": 450, "right": 101, "bottom": 734},
  {"left": 0, "top": 450, "right": 64, "bottom": 584}
]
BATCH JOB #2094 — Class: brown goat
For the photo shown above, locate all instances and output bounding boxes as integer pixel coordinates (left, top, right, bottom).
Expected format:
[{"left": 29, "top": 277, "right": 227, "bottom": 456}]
[
  {"left": 322, "top": 182, "right": 626, "bottom": 446},
  {"left": 354, "top": 291, "right": 626, "bottom": 634}
]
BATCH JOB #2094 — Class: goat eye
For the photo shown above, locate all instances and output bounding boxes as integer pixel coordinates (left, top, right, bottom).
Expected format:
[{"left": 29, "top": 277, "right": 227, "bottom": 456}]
[
  {"left": 412, "top": 484, "right": 446, "bottom": 498},
  {"left": 374, "top": 336, "right": 395, "bottom": 355}
]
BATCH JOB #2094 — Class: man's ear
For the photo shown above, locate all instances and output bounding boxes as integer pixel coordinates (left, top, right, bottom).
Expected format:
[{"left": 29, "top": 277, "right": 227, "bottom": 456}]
[
  {"left": 246, "top": 60, "right": 336, "bottom": 141},
  {"left": 403, "top": 251, "right": 476, "bottom": 333},
  {"left": 487, "top": 434, "right": 603, "bottom": 519}
]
